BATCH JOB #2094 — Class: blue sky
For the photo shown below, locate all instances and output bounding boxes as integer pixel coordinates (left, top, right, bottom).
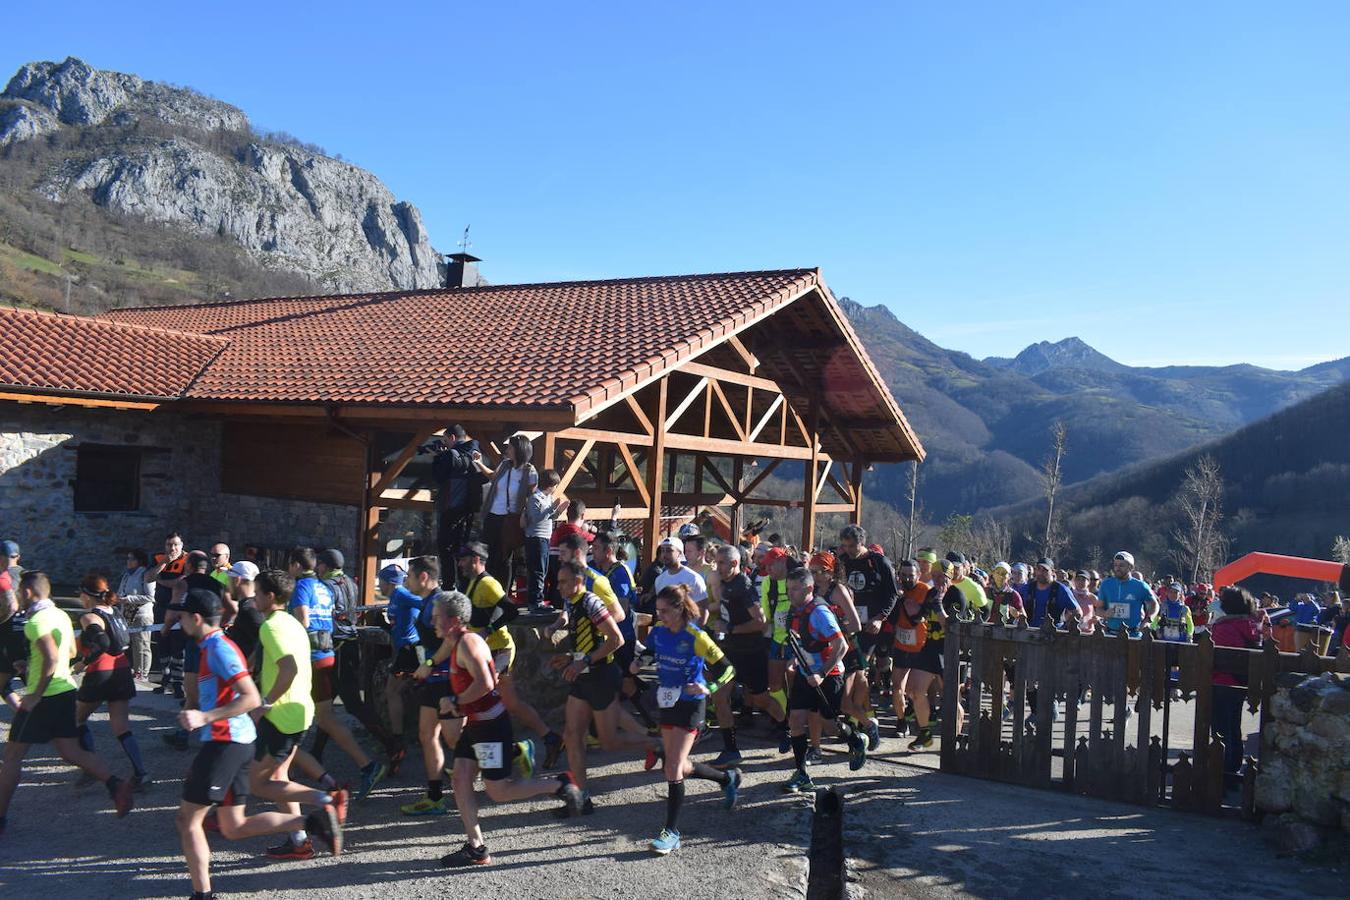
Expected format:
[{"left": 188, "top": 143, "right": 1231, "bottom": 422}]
[{"left": 4, "top": 2, "right": 1347, "bottom": 368}]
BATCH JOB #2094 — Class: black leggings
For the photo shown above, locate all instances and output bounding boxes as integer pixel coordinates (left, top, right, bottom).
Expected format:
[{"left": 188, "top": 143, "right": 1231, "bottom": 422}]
[{"left": 1211, "top": 684, "right": 1246, "bottom": 773}]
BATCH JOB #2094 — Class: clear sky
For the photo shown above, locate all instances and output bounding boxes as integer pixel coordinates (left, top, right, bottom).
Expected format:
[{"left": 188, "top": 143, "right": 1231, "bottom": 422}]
[{"left": 4, "top": 2, "right": 1347, "bottom": 368}]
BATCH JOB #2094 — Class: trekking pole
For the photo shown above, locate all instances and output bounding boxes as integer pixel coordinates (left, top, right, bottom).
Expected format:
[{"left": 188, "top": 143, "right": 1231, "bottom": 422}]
[{"left": 785, "top": 629, "right": 835, "bottom": 714}]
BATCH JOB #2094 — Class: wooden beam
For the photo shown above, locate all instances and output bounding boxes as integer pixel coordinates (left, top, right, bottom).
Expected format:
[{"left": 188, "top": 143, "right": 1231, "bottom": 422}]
[
  {"left": 679, "top": 361, "right": 781, "bottom": 393},
  {"left": 556, "top": 438, "right": 596, "bottom": 493},
  {"left": 726, "top": 334, "right": 760, "bottom": 373},
  {"left": 664, "top": 376, "right": 709, "bottom": 431},
  {"left": 380, "top": 488, "right": 434, "bottom": 503},
  {"left": 802, "top": 397, "right": 821, "bottom": 550},
  {"left": 825, "top": 466, "right": 854, "bottom": 504},
  {"left": 357, "top": 432, "right": 381, "bottom": 605},
  {"left": 0, "top": 390, "right": 161, "bottom": 411},
  {"left": 708, "top": 379, "right": 748, "bottom": 441},
  {"left": 615, "top": 442, "right": 651, "bottom": 507},
  {"left": 731, "top": 457, "right": 745, "bottom": 539},
  {"left": 555, "top": 426, "right": 655, "bottom": 448},
  {"left": 747, "top": 394, "right": 785, "bottom": 442},
  {"left": 739, "top": 458, "right": 782, "bottom": 498},
  {"left": 376, "top": 496, "right": 437, "bottom": 511},
  {"left": 371, "top": 426, "right": 438, "bottom": 495},
  {"left": 850, "top": 456, "right": 865, "bottom": 523},
  {"left": 541, "top": 432, "right": 557, "bottom": 471},
  {"left": 742, "top": 498, "right": 856, "bottom": 513},
  {"left": 624, "top": 394, "right": 655, "bottom": 436},
  {"left": 664, "top": 432, "right": 820, "bottom": 461},
  {"left": 701, "top": 456, "right": 738, "bottom": 499},
  {"left": 643, "top": 378, "right": 669, "bottom": 564}
]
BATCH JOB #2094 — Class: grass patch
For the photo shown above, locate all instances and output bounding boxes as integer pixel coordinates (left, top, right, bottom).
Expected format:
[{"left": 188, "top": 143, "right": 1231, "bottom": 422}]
[{"left": 0, "top": 241, "right": 64, "bottom": 275}]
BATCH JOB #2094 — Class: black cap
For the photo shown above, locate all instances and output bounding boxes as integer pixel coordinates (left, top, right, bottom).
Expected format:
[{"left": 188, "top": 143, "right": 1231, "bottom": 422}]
[
  {"left": 456, "top": 541, "right": 490, "bottom": 561},
  {"left": 318, "top": 548, "right": 344, "bottom": 570},
  {"left": 170, "top": 588, "right": 224, "bottom": 619},
  {"left": 1036, "top": 557, "right": 1055, "bottom": 568},
  {"left": 945, "top": 551, "right": 966, "bottom": 565}
]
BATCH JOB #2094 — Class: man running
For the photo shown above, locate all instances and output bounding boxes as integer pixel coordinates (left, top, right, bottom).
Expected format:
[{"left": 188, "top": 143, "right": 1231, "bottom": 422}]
[
  {"left": 547, "top": 560, "right": 655, "bottom": 809},
  {"left": 782, "top": 568, "right": 865, "bottom": 793},
  {"left": 433, "top": 590, "right": 584, "bottom": 866},
  {"left": 402, "top": 556, "right": 459, "bottom": 816},
  {"left": 889, "top": 560, "right": 949, "bottom": 750},
  {"left": 0, "top": 572, "right": 135, "bottom": 835},
  {"left": 250, "top": 570, "right": 349, "bottom": 861},
  {"left": 287, "top": 547, "right": 386, "bottom": 800},
  {"left": 758, "top": 547, "right": 793, "bottom": 730},
  {"left": 708, "top": 543, "right": 788, "bottom": 768},
  {"left": 836, "top": 526, "right": 896, "bottom": 750},
  {"left": 807, "top": 552, "right": 870, "bottom": 762},
  {"left": 173, "top": 588, "right": 341, "bottom": 899},
  {"left": 1095, "top": 551, "right": 1157, "bottom": 636}
]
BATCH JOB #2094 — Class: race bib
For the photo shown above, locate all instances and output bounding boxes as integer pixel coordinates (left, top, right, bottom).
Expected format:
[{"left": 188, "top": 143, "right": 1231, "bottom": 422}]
[
  {"left": 897, "top": 628, "right": 917, "bottom": 647},
  {"left": 773, "top": 607, "right": 789, "bottom": 633},
  {"left": 856, "top": 604, "right": 869, "bottom": 625},
  {"left": 1163, "top": 626, "right": 1182, "bottom": 641},
  {"left": 1109, "top": 602, "right": 1131, "bottom": 621},
  {"left": 472, "top": 741, "right": 504, "bottom": 770},
  {"left": 657, "top": 686, "right": 681, "bottom": 708},
  {"left": 847, "top": 572, "right": 866, "bottom": 591}
]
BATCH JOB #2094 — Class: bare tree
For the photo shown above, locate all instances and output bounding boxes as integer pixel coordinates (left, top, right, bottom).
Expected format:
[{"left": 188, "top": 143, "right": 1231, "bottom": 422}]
[
  {"left": 1332, "top": 535, "right": 1350, "bottom": 566},
  {"left": 902, "top": 460, "right": 921, "bottom": 559},
  {"left": 973, "top": 516, "right": 1013, "bottom": 567},
  {"left": 1171, "top": 455, "right": 1227, "bottom": 582},
  {"left": 1041, "top": 421, "right": 1068, "bottom": 559}
]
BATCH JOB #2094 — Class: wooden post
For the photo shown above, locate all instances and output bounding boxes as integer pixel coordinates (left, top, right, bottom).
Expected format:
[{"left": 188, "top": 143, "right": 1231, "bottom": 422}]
[
  {"left": 357, "top": 433, "right": 381, "bottom": 605},
  {"left": 643, "top": 377, "right": 669, "bottom": 565},
  {"left": 850, "top": 456, "right": 864, "bottom": 524},
  {"left": 730, "top": 456, "right": 744, "bottom": 541},
  {"left": 541, "top": 431, "right": 557, "bottom": 471},
  {"left": 801, "top": 397, "right": 820, "bottom": 550}
]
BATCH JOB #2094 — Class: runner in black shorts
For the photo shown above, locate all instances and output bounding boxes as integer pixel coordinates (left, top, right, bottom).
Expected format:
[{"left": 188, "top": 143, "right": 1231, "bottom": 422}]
[
  {"left": 635, "top": 584, "right": 740, "bottom": 855},
  {"left": 708, "top": 544, "right": 789, "bottom": 767},
  {"left": 888, "top": 560, "right": 950, "bottom": 751},
  {"left": 807, "top": 552, "right": 877, "bottom": 759},
  {"left": 546, "top": 560, "right": 656, "bottom": 808},
  {"left": 172, "top": 589, "right": 340, "bottom": 899},
  {"left": 837, "top": 526, "right": 898, "bottom": 751},
  {"left": 73, "top": 574, "right": 149, "bottom": 789},
  {"left": 430, "top": 590, "right": 583, "bottom": 867}
]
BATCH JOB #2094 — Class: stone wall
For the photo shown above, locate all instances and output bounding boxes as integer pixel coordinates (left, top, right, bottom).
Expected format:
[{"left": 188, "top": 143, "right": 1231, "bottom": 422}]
[
  {"left": 0, "top": 403, "right": 357, "bottom": 586},
  {"left": 1255, "top": 672, "right": 1350, "bottom": 853}
]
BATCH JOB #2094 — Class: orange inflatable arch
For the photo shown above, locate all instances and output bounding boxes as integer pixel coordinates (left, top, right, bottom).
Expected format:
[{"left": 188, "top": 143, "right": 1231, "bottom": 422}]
[{"left": 1213, "top": 552, "right": 1349, "bottom": 592}]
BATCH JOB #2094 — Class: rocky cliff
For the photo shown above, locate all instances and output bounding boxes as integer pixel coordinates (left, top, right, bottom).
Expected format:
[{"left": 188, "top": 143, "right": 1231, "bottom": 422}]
[{"left": 0, "top": 57, "right": 441, "bottom": 292}]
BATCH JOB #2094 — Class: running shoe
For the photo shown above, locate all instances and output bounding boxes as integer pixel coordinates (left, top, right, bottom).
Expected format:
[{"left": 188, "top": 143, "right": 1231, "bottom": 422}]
[
  {"left": 649, "top": 827, "right": 681, "bottom": 855},
  {"left": 804, "top": 747, "right": 823, "bottom": 767},
  {"left": 722, "top": 768, "right": 741, "bottom": 810},
  {"left": 847, "top": 733, "right": 867, "bottom": 771},
  {"left": 355, "top": 760, "right": 387, "bottom": 801},
  {"left": 330, "top": 787, "right": 350, "bottom": 825},
  {"left": 585, "top": 733, "right": 602, "bottom": 750},
  {"left": 782, "top": 770, "right": 816, "bottom": 794},
  {"left": 866, "top": 718, "right": 881, "bottom": 752},
  {"left": 440, "top": 841, "right": 492, "bottom": 867},
  {"left": 644, "top": 747, "right": 664, "bottom": 771},
  {"left": 555, "top": 772, "right": 584, "bottom": 817},
  {"left": 265, "top": 838, "right": 315, "bottom": 860},
  {"left": 110, "top": 776, "right": 135, "bottom": 818},
  {"left": 515, "top": 739, "right": 536, "bottom": 780},
  {"left": 907, "top": 729, "right": 934, "bottom": 751},
  {"left": 709, "top": 749, "right": 743, "bottom": 769},
  {"left": 400, "top": 796, "right": 450, "bottom": 816},
  {"left": 542, "top": 732, "right": 564, "bottom": 770},
  {"left": 777, "top": 727, "right": 792, "bottom": 754},
  {"left": 306, "top": 805, "right": 343, "bottom": 856}
]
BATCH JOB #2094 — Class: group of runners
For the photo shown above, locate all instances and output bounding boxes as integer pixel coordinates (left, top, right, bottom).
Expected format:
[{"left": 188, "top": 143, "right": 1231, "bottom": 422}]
[{"left": 0, "top": 512, "right": 1250, "bottom": 898}]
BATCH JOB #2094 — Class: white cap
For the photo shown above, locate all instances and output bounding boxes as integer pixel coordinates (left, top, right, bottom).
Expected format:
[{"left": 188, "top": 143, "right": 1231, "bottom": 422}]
[
  {"left": 228, "top": 560, "right": 260, "bottom": 581},
  {"left": 1113, "top": 551, "right": 1135, "bottom": 566}
]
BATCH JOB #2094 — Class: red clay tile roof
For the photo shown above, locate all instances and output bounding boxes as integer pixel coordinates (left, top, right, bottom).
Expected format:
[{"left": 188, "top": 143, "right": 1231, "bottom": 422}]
[{"left": 0, "top": 305, "right": 225, "bottom": 400}]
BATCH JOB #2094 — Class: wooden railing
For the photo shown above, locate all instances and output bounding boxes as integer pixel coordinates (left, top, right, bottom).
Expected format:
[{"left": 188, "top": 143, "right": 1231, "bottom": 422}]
[{"left": 937, "top": 618, "right": 1346, "bottom": 815}]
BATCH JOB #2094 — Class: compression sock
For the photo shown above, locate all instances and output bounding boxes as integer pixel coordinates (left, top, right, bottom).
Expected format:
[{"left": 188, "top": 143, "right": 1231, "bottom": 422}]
[
  {"left": 690, "top": 762, "right": 731, "bottom": 785},
  {"left": 722, "top": 727, "right": 738, "bottom": 752},
  {"left": 791, "top": 734, "right": 808, "bottom": 773},
  {"left": 116, "top": 731, "right": 147, "bottom": 777},
  {"left": 427, "top": 780, "right": 443, "bottom": 802},
  {"left": 77, "top": 723, "right": 96, "bottom": 753},
  {"left": 309, "top": 729, "right": 329, "bottom": 764},
  {"left": 664, "top": 780, "right": 685, "bottom": 831}
]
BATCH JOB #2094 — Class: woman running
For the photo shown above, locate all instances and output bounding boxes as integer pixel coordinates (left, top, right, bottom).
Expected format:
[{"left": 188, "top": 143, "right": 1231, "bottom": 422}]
[
  {"left": 636, "top": 584, "right": 739, "bottom": 855},
  {"left": 73, "top": 574, "right": 150, "bottom": 789}
]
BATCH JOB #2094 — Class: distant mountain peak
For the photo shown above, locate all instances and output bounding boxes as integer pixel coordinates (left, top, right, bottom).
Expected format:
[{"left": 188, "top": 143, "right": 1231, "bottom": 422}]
[{"left": 986, "top": 337, "right": 1126, "bottom": 376}]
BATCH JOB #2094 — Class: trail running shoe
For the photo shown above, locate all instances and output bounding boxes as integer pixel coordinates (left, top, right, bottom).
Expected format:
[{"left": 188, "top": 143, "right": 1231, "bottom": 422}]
[
  {"left": 777, "top": 728, "right": 792, "bottom": 754},
  {"left": 400, "top": 796, "right": 450, "bottom": 816},
  {"left": 355, "top": 761, "right": 387, "bottom": 801},
  {"left": 515, "top": 739, "right": 536, "bottom": 780},
  {"left": 306, "top": 805, "right": 342, "bottom": 856},
  {"left": 330, "top": 787, "right": 350, "bottom": 825},
  {"left": 441, "top": 841, "right": 491, "bottom": 867},
  {"left": 782, "top": 770, "right": 816, "bottom": 794},
  {"left": 644, "top": 747, "right": 664, "bottom": 771},
  {"left": 542, "top": 732, "right": 564, "bottom": 770},
  {"left": 555, "top": 772, "right": 584, "bottom": 816},
  {"left": 650, "top": 828, "right": 681, "bottom": 855},
  {"left": 908, "top": 729, "right": 934, "bottom": 751},
  {"left": 710, "top": 749, "right": 743, "bottom": 769},
  {"left": 804, "top": 747, "right": 823, "bottom": 767},
  {"left": 866, "top": 718, "right": 881, "bottom": 752},
  {"left": 722, "top": 768, "right": 741, "bottom": 810},
  {"left": 848, "top": 733, "right": 868, "bottom": 771},
  {"left": 265, "top": 838, "right": 315, "bottom": 860}
]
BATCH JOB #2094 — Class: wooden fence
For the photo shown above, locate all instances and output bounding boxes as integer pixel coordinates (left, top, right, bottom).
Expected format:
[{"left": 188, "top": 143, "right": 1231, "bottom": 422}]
[{"left": 937, "top": 618, "right": 1346, "bottom": 815}]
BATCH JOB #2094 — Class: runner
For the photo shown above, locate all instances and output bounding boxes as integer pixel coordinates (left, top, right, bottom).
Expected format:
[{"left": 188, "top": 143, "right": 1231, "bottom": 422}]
[
  {"left": 986, "top": 562, "right": 1025, "bottom": 624},
  {"left": 637, "top": 584, "right": 739, "bottom": 855},
  {"left": 1155, "top": 582, "right": 1195, "bottom": 643},
  {"left": 804, "top": 552, "right": 867, "bottom": 763},
  {"left": 708, "top": 543, "right": 788, "bottom": 768},
  {"left": 758, "top": 547, "right": 793, "bottom": 734},
  {"left": 593, "top": 530, "right": 657, "bottom": 746},
  {"left": 172, "top": 589, "right": 341, "bottom": 899},
  {"left": 249, "top": 570, "right": 349, "bottom": 861},
  {"left": 457, "top": 541, "right": 563, "bottom": 766},
  {"left": 653, "top": 538, "right": 709, "bottom": 618},
  {"left": 890, "top": 559, "right": 950, "bottom": 750},
  {"left": 434, "top": 591, "right": 585, "bottom": 866},
  {"left": 0, "top": 571, "right": 135, "bottom": 835},
  {"left": 72, "top": 574, "right": 150, "bottom": 790},
  {"left": 403, "top": 556, "right": 459, "bottom": 816},
  {"left": 378, "top": 562, "right": 421, "bottom": 776},
  {"left": 836, "top": 526, "right": 897, "bottom": 750},
  {"left": 1095, "top": 551, "right": 1158, "bottom": 636},
  {"left": 287, "top": 547, "right": 386, "bottom": 801},
  {"left": 782, "top": 568, "right": 865, "bottom": 793},
  {"left": 546, "top": 559, "right": 656, "bottom": 807}
]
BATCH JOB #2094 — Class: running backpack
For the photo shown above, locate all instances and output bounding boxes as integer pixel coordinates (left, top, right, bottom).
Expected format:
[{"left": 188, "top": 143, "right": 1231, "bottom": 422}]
[
  {"left": 93, "top": 607, "right": 131, "bottom": 656},
  {"left": 893, "top": 605, "right": 928, "bottom": 653},
  {"left": 322, "top": 575, "right": 359, "bottom": 643}
]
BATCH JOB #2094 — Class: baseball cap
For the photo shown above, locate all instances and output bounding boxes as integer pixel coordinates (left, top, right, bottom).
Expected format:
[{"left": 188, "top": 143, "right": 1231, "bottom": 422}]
[
  {"left": 318, "top": 549, "right": 344, "bottom": 570},
  {"left": 936, "top": 559, "right": 957, "bottom": 577},
  {"left": 762, "top": 546, "right": 789, "bottom": 569},
  {"left": 659, "top": 536, "right": 684, "bottom": 555},
  {"left": 456, "top": 541, "right": 490, "bottom": 561},
  {"left": 945, "top": 551, "right": 966, "bottom": 565},
  {"left": 1170, "top": 582, "right": 1186, "bottom": 594},
  {"left": 1036, "top": 557, "right": 1055, "bottom": 569},
  {"left": 170, "top": 588, "right": 224, "bottom": 619},
  {"left": 1114, "top": 551, "right": 1135, "bottom": 566},
  {"left": 228, "top": 560, "right": 259, "bottom": 581},
  {"left": 0, "top": 540, "right": 18, "bottom": 557},
  {"left": 378, "top": 563, "right": 406, "bottom": 585},
  {"left": 916, "top": 550, "right": 938, "bottom": 563},
  {"left": 677, "top": 523, "right": 701, "bottom": 539},
  {"left": 1075, "top": 570, "right": 1090, "bottom": 579},
  {"left": 1011, "top": 562, "right": 1029, "bottom": 574},
  {"left": 993, "top": 561, "right": 1011, "bottom": 573}
]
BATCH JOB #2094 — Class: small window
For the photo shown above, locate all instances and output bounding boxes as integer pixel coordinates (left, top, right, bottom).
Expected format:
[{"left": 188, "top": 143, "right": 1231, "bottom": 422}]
[{"left": 74, "top": 444, "right": 142, "bottom": 512}]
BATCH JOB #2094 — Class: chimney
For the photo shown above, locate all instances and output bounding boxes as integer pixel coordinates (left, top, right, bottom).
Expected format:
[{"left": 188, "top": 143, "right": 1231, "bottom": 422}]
[{"left": 444, "top": 251, "right": 485, "bottom": 289}]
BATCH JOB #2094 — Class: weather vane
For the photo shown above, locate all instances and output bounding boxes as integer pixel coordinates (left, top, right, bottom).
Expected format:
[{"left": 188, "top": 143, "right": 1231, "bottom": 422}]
[{"left": 458, "top": 225, "right": 472, "bottom": 255}]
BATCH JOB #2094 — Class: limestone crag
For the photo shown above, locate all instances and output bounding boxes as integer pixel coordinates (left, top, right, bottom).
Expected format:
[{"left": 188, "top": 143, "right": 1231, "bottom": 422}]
[{"left": 1, "top": 57, "right": 441, "bottom": 292}]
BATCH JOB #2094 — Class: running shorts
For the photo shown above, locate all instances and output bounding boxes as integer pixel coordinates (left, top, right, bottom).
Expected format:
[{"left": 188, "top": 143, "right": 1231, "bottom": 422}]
[
  {"left": 890, "top": 643, "right": 943, "bottom": 676},
  {"left": 659, "top": 697, "right": 706, "bottom": 732},
  {"left": 183, "top": 740, "right": 253, "bottom": 806},
  {"left": 77, "top": 666, "right": 136, "bottom": 703},
  {"left": 254, "top": 716, "right": 311, "bottom": 763},
  {"left": 569, "top": 661, "right": 622, "bottom": 711},
  {"left": 391, "top": 644, "right": 423, "bottom": 675},
  {"left": 310, "top": 662, "right": 336, "bottom": 703},
  {"left": 727, "top": 645, "right": 770, "bottom": 695},
  {"left": 454, "top": 713, "right": 514, "bottom": 781},
  {"left": 10, "top": 689, "right": 78, "bottom": 743},
  {"left": 787, "top": 671, "right": 845, "bottom": 718}
]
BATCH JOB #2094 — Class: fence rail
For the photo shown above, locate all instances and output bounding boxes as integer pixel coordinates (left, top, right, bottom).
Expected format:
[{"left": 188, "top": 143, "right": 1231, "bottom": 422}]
[{"left": 937, "top": 618, "right": 1346, "bottom": 815}]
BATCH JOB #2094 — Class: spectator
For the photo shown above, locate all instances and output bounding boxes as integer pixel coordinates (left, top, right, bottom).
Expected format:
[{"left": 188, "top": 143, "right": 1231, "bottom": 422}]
[
  {"left": 521, "top": 468, "right": 568, "bottom": 614},
  {"left": 476, "top": 434, "right": 538, "bottom": 589},
  {"left": 431, "top": 425, "right": 486, "bottom": 577},
  {"left": 1287, "top": 592, "right": 1322, "bottom": 652},
  {"left": 1210, "top": 586, "right": 1262, "bottom": 784},
  {"left": 118, "top": 549, "right": 155, "bottom": 681},
  {"left": 653, "top": 538, "right": 709, "bottom": 621},
  {"left": 147, "top": 533, "right": 188, "bottom": 694}
]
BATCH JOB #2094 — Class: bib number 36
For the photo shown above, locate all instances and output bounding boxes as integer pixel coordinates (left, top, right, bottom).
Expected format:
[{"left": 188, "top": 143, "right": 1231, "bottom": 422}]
[{"left": 657, "top": 686, "right": 681, "bottom": 708}]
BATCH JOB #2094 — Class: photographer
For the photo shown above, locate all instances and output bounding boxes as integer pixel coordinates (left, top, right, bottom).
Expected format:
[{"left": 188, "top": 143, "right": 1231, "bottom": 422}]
[{"left": 420, "top": 425, "right": 488, "bottom": 584}]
